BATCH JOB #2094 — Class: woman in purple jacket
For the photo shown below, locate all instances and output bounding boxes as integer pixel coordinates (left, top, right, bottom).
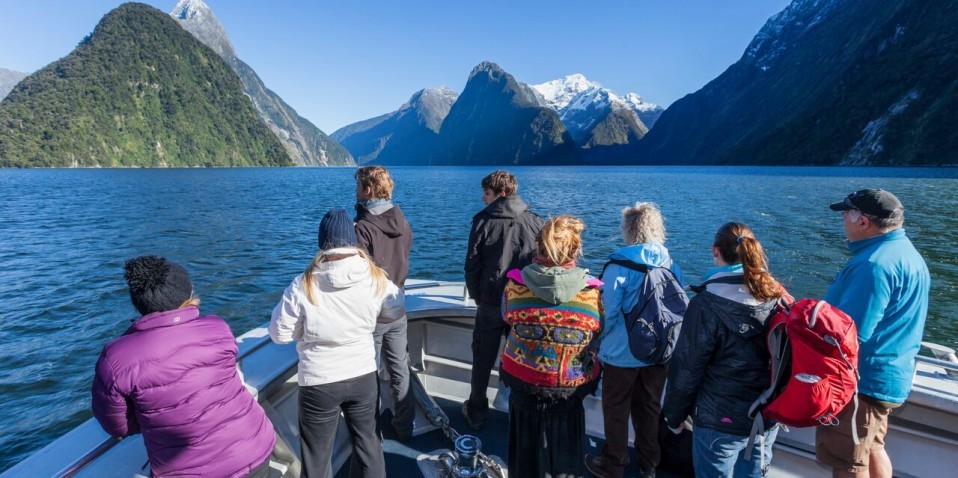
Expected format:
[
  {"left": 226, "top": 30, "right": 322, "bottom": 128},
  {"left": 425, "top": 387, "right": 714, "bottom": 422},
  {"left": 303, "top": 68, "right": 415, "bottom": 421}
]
[{"left": 91, "top": 256, "right": 276, "bottom": 478}]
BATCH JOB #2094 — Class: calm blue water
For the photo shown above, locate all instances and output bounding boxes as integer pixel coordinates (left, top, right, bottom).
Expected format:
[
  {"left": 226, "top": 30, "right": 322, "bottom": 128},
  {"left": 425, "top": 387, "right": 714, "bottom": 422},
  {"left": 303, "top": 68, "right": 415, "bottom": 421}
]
[{"left": 1, "top": 166, "right": 956, "bottom": 471}]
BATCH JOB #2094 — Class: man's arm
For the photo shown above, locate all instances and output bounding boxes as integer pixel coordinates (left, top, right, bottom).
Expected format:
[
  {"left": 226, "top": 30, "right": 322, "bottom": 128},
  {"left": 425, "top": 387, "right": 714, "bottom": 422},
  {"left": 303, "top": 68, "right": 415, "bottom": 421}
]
[
  {"left": 355, "top": 222, "right": 373, "bottom": 254},
  {"left": 464, "top": 219, "right": 485, "bottom": 301}
]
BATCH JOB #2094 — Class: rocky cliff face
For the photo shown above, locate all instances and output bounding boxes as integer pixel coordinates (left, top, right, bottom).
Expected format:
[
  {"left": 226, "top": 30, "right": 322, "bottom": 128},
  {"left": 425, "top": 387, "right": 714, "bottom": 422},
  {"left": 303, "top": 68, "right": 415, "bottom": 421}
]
[
  {"left": 637, "top": 0, "right": 958, "bottom": 166},
  {"left": 171, "top": 0, "right": 353, "bottom": 166},
  {"left": 0, "top": 68, "right": 28, "bottom": 101},
  {"left": 432, "top": 62, "right": 579, "bottom": 165},
  {"left": 331, "top": 87, "right": 458, "bottom": 165}
]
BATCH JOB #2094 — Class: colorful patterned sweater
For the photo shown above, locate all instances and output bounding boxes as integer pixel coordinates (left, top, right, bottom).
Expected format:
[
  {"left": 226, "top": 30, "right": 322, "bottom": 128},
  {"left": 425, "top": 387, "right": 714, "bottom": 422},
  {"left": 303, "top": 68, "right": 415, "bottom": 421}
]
[{"left": 500, "top": 269, "right": 604, "bottom": 399}]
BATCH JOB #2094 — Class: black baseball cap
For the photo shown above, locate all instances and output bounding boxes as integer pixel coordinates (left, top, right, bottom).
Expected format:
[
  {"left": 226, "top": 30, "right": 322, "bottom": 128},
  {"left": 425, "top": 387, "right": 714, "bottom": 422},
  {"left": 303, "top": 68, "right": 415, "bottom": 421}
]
[{"left": 829, "top": 189, "right": 903, "bottom": 219}]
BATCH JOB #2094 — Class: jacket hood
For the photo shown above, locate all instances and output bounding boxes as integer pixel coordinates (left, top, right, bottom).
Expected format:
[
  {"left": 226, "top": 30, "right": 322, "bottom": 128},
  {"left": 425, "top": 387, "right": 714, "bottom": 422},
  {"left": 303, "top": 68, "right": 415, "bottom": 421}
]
[
  {"left": 475, "top": 196, "right": 530, "bottom": 220},
  {"left": 702, "top": 292, "right": 778, "bottom": 339},
  {"left": 316, "top": 248, "right": 370, "bottom": 288},
  {"left": 355, "top": 204, "right": 408, "bottom": 238},
  {"left": 520, "top": 264, "right": 589, "bottom": 304},
  {"left": 610, "top": 243, "right": 671, "bottom": 267}
]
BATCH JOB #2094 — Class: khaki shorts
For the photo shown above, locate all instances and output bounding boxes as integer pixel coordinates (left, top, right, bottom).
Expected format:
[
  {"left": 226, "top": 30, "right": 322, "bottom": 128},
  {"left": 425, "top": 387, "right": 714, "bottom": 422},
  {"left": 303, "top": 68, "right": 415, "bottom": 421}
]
[{"left": 815, "top": 395, "right": 899, "bottom": 473}]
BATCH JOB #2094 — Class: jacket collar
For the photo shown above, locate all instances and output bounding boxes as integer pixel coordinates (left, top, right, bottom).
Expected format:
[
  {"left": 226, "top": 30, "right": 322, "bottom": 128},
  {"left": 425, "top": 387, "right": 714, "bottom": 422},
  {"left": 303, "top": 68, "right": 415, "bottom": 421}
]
[
  {"left": 474, "top": 195, "right": 529, "bottom": 220},
  {"left": 848, "top": 228, "right": 905, "bottom": 253},
  {"left": 129, "top": 306, "right": 200, "bottom": 332}
]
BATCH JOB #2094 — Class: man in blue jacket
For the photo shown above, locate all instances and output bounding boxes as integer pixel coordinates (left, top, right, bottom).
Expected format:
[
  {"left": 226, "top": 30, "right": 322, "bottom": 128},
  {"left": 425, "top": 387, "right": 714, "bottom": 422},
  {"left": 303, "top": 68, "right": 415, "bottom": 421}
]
[{"left": 817, "top": 189, "right": 930, "bottom": 478}]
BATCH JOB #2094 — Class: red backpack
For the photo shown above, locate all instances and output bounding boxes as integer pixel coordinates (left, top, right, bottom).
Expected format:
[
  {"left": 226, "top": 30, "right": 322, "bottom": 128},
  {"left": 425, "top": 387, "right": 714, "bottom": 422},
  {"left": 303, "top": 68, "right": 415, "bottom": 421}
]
[{"left": 745, "top": 296, "right": 860, "bottom": 467}]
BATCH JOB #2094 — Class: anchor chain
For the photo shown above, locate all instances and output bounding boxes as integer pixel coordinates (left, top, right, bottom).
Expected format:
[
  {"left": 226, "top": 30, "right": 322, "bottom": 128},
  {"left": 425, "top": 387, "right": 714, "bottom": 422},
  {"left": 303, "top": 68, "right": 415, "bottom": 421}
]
[{"left": 433, "top": 414, "right": 505, "bottom": 478}]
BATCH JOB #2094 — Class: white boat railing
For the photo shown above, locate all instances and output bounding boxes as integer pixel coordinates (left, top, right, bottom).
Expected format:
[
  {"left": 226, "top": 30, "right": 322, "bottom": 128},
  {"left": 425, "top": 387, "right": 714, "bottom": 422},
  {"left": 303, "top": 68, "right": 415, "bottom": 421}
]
[{"left": 2, "top": 327, "right": 285, "bottom": 478}]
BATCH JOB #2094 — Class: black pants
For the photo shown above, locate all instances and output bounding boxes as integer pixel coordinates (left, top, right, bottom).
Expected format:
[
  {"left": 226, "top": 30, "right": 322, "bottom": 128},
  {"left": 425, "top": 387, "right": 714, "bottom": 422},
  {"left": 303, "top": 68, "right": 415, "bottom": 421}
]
[
  {"left": 508, "top": 387, "right": 586, "bottom": 478},
  {"left": 598, "top": 363, "right": 669, "bottom": 477},
  {"left": 467, "top": 302, "right": 508, "bottom": 410},
  {"left": 299, "top": 372, "right": 384, "bottom": 478}
]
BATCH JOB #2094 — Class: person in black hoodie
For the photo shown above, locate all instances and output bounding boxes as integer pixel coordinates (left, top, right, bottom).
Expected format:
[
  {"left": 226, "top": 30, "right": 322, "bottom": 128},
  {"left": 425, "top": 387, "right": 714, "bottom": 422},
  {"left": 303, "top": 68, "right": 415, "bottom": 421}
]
[
  {"left": 663, "top": 222, "right": 785, "bottom": 478},
  {"left": 354, "top": 166, "right": 415, "bottom": 441},
  {"left": 462, "top": 170, "right": 544, "bottom": 429}
]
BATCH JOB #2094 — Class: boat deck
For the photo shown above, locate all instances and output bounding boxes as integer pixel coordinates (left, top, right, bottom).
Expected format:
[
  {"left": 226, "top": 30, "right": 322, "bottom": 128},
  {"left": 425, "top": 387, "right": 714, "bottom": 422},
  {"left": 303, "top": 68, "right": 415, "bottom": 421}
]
[{"left": 334, "top": 397, "right": 690, "bottom": 478}]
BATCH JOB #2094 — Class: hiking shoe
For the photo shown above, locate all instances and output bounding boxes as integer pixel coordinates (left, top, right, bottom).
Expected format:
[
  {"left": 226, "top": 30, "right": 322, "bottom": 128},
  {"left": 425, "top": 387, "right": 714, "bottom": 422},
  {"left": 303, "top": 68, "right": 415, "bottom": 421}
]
[
  {"left": 583, "top": 454, "right": 612, "bottom": 478},
  {"left": 461, "top": 401, "right": 487, "bottom": 430},
  {"left": 639, "top": 468, "right": 656, "bottom": 478}
]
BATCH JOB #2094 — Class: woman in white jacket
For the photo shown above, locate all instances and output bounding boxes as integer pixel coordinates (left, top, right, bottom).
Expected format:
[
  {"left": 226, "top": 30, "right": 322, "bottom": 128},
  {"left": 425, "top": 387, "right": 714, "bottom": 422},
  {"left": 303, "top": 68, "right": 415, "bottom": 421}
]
[{"left": 270, "top": 208, "right": 405, "bottom": 478}]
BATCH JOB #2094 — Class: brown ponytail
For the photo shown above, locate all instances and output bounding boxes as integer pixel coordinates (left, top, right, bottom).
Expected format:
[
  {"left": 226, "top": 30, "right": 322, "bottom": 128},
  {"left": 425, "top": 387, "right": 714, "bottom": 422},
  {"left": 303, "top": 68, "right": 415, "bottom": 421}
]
[{"left": 713, "top": 222, "right": 783, "bottom": 302}]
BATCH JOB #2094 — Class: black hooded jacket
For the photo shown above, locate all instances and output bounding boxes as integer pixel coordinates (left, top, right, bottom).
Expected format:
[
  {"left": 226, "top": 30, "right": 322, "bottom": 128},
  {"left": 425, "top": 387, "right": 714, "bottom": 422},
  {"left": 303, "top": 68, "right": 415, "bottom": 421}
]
[
  {"left": 663, "top": 281, "right": 778, "bottom": 436},
  {"left": 355, "top": 204, "right": 412, "bottom": 288},
  {"left": 464, "top": 196, "right": 543, "bottom": 306}
]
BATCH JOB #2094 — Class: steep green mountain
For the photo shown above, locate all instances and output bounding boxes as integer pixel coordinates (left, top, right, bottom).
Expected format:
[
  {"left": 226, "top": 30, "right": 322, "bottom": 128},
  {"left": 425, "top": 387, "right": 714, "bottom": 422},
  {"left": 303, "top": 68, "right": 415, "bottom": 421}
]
[
  {"left": 637, "top": 0, "right": 958, "bottom": 166},
  {"left": 0, "top": 68, "right": 28, "bottom": 100},
  {"left": 171, "top": 0, "right": 353, "bottom": 166},
  {"left": 0, "top": 3, "right": 291, "bottom": 168},
  {"left": 433, "top": 62, "right": 579, "bottom": 165},
  {"left": 331, "top": 87, "right": 458, "bottom": 165}
]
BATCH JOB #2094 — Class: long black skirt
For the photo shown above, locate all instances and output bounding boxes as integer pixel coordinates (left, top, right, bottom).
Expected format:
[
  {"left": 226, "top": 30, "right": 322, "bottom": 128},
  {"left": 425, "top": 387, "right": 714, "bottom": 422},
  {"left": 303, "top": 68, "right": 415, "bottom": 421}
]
[{"left": 508, "top": 387, "right": 586, "bottom": 478}]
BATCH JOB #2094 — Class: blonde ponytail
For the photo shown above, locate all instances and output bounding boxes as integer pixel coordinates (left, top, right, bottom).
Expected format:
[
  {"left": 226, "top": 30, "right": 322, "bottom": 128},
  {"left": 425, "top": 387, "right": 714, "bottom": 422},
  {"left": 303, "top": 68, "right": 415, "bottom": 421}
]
[{"left": 537, "top": 215, "right": 585, "bottom": 266}]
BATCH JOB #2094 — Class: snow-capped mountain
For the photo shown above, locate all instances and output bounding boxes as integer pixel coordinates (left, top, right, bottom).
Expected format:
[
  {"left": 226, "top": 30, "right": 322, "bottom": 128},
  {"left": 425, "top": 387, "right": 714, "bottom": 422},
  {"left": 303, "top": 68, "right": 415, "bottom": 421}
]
[
  {"left": 0, "top": 67, "right": 28, "bottom": 100},
  {"left": 170, "top": 0, "right": 353, "bottom": 166},
  {"left": 532, "top": 74, "right": 663, "bottom": 148},
  {"left": 171, "top": 0, "right": 235, "bottom": 59}
]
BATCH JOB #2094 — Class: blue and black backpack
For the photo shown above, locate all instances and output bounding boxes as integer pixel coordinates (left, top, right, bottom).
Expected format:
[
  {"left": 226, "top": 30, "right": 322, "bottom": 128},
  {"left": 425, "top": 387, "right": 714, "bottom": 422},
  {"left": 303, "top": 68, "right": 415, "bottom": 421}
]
[{"left": 602, "top": 258, "right": 690, "bottom": 364}]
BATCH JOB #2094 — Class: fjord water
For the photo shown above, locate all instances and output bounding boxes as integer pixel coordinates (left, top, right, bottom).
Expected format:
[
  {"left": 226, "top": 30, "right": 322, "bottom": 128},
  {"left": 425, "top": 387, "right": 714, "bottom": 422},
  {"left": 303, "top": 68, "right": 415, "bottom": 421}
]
[{"left": 0, "top": 166, "right": 955, "bottom": 471}]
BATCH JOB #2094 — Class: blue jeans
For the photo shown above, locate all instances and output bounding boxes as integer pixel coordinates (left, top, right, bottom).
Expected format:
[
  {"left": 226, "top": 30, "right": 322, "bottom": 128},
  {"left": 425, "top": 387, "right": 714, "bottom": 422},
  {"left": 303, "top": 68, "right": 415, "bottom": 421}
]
[{"left": 692, "top": 425, "right": 779, "bottom": 478}]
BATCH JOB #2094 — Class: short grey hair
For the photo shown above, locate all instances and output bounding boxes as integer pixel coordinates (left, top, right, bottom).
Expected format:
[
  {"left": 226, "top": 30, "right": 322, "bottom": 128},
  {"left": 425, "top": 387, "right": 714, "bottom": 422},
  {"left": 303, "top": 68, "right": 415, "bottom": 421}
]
[
  {"left": 868, "top": 213, "right": 904, "bottom": 234},
  {"left": 621, "top": 202, "right": 666, "bottom": 245}
]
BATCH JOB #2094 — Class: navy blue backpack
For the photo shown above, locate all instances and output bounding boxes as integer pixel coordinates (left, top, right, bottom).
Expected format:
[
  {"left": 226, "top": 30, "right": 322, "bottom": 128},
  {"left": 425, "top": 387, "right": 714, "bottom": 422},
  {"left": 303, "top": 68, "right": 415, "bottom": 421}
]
[{"left": 603, "top": 258, "right": 690, "bottom": 364}]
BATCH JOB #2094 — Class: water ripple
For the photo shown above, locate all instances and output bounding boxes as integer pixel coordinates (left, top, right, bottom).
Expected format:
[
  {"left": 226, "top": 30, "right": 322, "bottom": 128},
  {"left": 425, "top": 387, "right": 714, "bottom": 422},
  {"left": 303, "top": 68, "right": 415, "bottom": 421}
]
[{"left": 0, "top": 166, "right": 956, "bottom": 471}]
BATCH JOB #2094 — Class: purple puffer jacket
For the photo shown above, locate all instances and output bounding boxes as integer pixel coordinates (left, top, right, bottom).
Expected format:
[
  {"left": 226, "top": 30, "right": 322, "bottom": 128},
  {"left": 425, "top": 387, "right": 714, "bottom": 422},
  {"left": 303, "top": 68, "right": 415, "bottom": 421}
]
[{"left": 91, "top": 306, "right": 275, "bottom": 477}]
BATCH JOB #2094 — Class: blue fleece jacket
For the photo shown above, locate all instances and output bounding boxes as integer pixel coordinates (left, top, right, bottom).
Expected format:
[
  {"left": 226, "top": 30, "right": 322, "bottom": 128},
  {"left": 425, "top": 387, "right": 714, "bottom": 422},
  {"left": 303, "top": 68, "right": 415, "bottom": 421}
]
[
  {"left": 597, "top": 243, "right": 684, "bottom": 368},
  {"left": 824, "top": 229, "right": 930, "bottom": 403}
]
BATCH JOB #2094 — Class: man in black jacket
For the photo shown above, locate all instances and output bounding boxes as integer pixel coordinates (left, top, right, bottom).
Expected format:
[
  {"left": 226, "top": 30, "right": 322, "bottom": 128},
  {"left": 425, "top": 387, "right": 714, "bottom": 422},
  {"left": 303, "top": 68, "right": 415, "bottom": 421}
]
[
  {"left": 354, "top": 166, "right": 415, "bottom": 441},
  {"left": 462, "top": 170, "right": 543, "bottom": 429}
]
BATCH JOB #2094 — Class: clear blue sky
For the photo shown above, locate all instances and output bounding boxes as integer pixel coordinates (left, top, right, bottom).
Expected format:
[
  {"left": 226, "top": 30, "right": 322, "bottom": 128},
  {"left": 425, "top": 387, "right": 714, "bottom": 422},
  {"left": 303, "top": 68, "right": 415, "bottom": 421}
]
[{"left": 0, "top": 0, "right": 791, "bottom": 133}]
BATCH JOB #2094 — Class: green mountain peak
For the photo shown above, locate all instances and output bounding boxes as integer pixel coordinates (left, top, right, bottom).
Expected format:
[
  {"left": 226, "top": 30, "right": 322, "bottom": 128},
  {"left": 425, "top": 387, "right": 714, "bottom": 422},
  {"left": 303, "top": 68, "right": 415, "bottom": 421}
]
[{"left": 0, "top": 2, "right": 292, "bottom": 168}]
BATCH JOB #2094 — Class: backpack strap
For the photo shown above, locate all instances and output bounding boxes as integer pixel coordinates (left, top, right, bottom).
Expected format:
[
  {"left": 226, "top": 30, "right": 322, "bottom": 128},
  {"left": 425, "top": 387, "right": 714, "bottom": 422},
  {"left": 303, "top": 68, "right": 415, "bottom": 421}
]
[{"left": 688, "top": 274, "right": 743, "bottom": 293}]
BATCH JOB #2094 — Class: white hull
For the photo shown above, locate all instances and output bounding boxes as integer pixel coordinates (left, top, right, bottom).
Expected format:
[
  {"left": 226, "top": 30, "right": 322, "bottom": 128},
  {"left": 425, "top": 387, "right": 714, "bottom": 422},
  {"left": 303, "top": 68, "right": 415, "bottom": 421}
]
[{"left": 4, "top": 280, "right": 957, "bottom": 477}]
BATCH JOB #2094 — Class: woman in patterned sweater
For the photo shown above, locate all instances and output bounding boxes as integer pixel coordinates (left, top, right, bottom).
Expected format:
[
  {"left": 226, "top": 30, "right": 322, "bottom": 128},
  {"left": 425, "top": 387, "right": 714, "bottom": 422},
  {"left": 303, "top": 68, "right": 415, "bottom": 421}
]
[{"left": 500, "top": 215, "right": 604, "bottom": 478}]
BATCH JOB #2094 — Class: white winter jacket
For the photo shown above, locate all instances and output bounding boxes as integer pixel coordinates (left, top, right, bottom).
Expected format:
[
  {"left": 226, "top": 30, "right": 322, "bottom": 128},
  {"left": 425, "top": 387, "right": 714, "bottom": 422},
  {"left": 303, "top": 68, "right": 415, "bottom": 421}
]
[{"left": 270, "top": 248, "right": 405, "bottom": 386}]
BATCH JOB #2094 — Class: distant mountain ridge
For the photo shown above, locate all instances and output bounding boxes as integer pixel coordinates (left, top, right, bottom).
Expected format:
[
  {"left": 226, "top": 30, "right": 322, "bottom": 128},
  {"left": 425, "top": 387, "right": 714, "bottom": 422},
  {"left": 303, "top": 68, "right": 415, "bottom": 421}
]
[
  {"left": 335, "top": 66, "right": 672, "bottom": 165},
  {"left": 637, "top": 0, "right": 958, "bottom": 165},
  {"left": 429, "top": 62, "right": 579, "bottom": 165},
  {"left": 331, "top": 87, "right": 457, "bottom": 164},
  {"left": 0, "top": 2, "right": 291, "bottom": 167},
  {"left": 171, "top": 0, "right": 353, "bottom": 166},
  {"left": 0, "top": 68, "right": 28, "bottom": 100}
]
